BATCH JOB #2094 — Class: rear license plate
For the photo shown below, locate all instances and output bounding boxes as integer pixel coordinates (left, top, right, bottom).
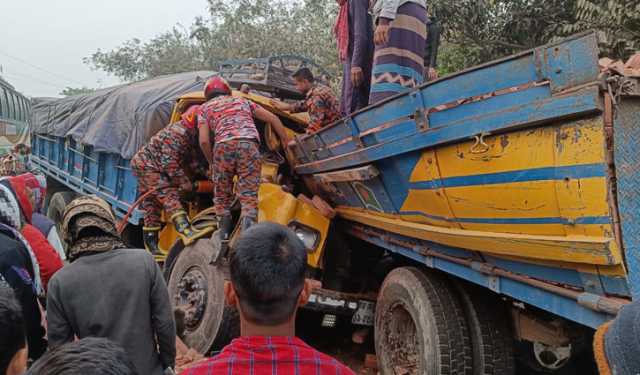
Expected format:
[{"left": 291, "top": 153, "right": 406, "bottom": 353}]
[{"left": 351, "top": 300, "right": 375, "bottom": 326}]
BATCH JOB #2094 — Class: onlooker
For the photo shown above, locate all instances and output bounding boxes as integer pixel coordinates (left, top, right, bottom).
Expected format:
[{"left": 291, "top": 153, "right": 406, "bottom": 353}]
[
  {"left": 0, "top": 286, "right": 28, "bottom": 375},
  {"left": 27, "top": 337, "right": 138, "bottom": 375},
  {"left": 180, "top": 222, "right": 355, "bottom": 375},
  {"left": 17, "top": 172, "right": 66, "bottom": 260},
  {"left": 369, "top": 0, "right": 427, "bottom": 104},
  {"left": 335, "top": 0, "right": 374, "bottom": 115},
  {"left": 271, "top": 68, "right": 341, "bottom": 133},
  {"left": 0, "top": 185, "right": 46, "bottom": 360},
  {"left": 46, "top": 196, "right": 176, "bottom": 375},
  {"left": 594, "top": 300, "right": 640, "bottom": 375},
  {"left": 1, "top": 176, "right": 63, "bottom": 292}
]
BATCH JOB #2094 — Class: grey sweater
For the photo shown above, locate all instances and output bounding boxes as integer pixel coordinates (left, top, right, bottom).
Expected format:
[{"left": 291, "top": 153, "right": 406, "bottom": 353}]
[{"left": 47, "top": 249, "right": 176, "bottom": 375}]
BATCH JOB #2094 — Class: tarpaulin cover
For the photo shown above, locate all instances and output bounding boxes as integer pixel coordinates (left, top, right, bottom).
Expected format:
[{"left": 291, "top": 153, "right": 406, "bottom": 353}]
[{"left": 30, "top": 71, "right": 215, "bottom": 159}]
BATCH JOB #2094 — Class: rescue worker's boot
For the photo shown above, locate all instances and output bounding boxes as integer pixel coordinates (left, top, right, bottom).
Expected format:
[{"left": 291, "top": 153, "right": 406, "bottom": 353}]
[
  {"left": 240, "top": 216, "right": 256, "bottom": 233},
  {"left": 143, "top": 226, "right": 162, "bottom": 255},
  {"left": 171, "top": 211, "right": 213, "bottom": 246},
  {"left": 218, "top": 214, "right": 233, "bottom": 243},
  {"left": 211, "top": 214, "right": 233, "bottom": 264}
]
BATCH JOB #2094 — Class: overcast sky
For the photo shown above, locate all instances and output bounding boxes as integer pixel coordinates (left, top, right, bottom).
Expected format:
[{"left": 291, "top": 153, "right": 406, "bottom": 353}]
[{"left": 0, "top": 0, "right": 208, "bottom": 98}]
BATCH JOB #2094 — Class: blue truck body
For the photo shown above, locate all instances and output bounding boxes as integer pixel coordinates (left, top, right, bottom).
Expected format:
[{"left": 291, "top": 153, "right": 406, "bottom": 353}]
[
  {"left": 31, "top": 135, "right": 142, "bottom": 223},
  {"left": 31, "top": 34, "right": 638, "bottom": 336}
]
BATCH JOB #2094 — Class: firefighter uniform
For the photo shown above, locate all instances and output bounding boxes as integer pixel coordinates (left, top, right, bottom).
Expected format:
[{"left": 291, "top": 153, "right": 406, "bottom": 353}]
[
  {"left": 198, "top": 96, "right": 261, "bottom": 221},
  {"left": 130, "top": 106, "right": 211, "bottom": 253}
]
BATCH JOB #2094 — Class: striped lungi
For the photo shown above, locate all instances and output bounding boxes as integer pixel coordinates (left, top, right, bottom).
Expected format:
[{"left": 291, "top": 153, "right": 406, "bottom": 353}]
[{"left": 369, "top": 2, "right": 427, "bottom": 104}]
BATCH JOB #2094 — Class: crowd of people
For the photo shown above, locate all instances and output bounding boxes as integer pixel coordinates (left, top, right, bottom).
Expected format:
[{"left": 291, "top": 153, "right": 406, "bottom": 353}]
[
  {"left": 0, "top": 188, "right": 356, "bottom": 375},
  {"left": 2, "top": 1, "right": 637, "bottom": 375}
]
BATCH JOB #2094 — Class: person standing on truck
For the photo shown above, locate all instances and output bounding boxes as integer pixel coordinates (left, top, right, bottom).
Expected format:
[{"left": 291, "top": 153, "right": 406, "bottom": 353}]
[
  {"left": 270, "top": 68, "right": 341, "bottom": 133},
  {"left": 179, "top": 222, "right": 355, "bottom": 375},
  {"left": 335, "top": 0, "right": 374, "bottom": 115},
  {"left": 131, "top": 105, "right": 213, "bottom": 254},
  {"left": 198, "top": 76, "right": 287, "bottom": 242},
  {"left": 369, "top": 0, "right": 427, "bottom": 104},
  {"left": 46, "top": 195, "right": 176, "bottom": 375}
]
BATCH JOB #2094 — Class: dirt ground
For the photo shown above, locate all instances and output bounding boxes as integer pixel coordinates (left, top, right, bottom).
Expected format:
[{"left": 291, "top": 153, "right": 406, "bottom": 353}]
[{"left": 296, "top": 311, "right": 377, "bottom": 374}]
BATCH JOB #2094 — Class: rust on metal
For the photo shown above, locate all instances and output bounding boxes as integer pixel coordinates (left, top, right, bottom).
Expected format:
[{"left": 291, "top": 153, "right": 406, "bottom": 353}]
[
  {"left": 347, "top": 223, "right": 629, "bottom": 315},
  {"left": 314, "top": 165, "right": 380, "bottom": 183}
]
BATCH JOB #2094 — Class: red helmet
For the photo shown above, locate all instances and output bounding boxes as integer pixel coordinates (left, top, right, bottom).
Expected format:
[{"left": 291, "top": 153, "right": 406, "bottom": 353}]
[
  {"left": 180, "top": 105, "right": 201, "bottom": 128},
  {"left": 204, "top": 76, "right": 231, "bottom": 98}
]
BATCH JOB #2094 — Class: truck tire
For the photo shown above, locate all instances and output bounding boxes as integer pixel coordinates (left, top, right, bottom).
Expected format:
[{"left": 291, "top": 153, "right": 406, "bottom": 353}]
[
  {"left": 46, "top": 191, "right": 77, "bottom": 248},
  {"left": 455, "top": 284, "right": 515, "bottom": 375},
  {"left": 167, "top": 234, "right": 239, "bottom": 355},
  {"left": 375, "top": 267, "right": 472, "bottom": 375},
  {"left": 163, "top": 240, "right": 185, "bottom": 283}
]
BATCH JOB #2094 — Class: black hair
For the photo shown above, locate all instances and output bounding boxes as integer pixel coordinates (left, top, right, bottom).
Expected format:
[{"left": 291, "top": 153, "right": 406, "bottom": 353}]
[
  {"left": 292, "top": 67, "right": 315, "bottom": 83},
  {"left": 0, "top": 285, "right": 26, "bottom": 375},
  {"left": 27, "top": 337, "right": 138, "bottom": 375},
  {"left": 230, "top": 222, "right": 307, "bottom": 326}
]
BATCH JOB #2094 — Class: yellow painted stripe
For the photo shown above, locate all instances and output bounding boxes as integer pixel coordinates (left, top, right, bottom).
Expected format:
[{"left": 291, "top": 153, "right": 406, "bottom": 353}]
[
  {"left": 337, "top": 207, "right": 621, "bottom": 266},
  {"left": 410, "top": 116, "right": 605, "bottom": 182}
]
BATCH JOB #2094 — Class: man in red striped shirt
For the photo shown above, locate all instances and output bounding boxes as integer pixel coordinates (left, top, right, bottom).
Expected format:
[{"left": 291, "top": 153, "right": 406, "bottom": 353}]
[{"left": 180, "top": 222, "right": 354, "bottom": 375}]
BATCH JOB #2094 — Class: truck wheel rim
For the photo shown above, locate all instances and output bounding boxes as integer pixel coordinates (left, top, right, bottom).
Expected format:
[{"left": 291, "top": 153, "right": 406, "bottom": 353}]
[
  {"left": 533, "top": 342, "right": 572, "bottom": 370},
  {"left": 381, "top": 301, "right": 420, "bottom": 372},
  {"left": 175, "top": 266, "right": 209, "bottom": 331}
]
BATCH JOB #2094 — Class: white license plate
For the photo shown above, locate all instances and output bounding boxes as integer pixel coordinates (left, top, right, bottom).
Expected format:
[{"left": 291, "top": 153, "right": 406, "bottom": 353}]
[{"left": 351, "top": 300, "right": 375, "bottom": 326}]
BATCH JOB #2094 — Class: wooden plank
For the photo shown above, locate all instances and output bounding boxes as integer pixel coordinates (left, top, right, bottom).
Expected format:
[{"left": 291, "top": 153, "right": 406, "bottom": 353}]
[
  {"left": 296, "top": 88, "right": 602, "bottom": 174},
  {"left": 314, "top": 165, "right": 380, "bottom": 183}
]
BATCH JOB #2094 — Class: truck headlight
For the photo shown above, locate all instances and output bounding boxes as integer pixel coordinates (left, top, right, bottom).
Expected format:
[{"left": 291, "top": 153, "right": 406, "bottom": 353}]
[{"left": 288, "top": 222, "right": 320, "bottom": 253}]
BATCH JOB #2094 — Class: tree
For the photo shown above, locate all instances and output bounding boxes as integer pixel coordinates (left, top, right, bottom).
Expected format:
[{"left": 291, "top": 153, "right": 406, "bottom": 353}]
[
  {"left": 564, "top": 0, "right": 640, "bottom": 61},
  {"left": 431, "top": 0, "right": 579, "bottom": 71},
  {"left": 60, "top": 86, "right": 96, "bottom": 97},
  {"left": 86, "top": 0, "right": 638, "bottom": 82},
  {"left": 85, "top": 0, "right": 339, "bottom": 83}
]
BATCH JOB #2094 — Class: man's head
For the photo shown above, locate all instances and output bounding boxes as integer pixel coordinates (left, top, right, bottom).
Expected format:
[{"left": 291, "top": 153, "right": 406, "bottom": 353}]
[
  {"left": 26, "top": 337, "right": 137, "bottom": 375},
  {"left": 292, "top": 68, "right": 315, "bottom": 95},
  {"left": 226, "top": 222, "right": 309, "bottom": 326},
  {"left": 61, "top": 195, "right": 124, "bottom": 261},
  {"left": 0, "top": 286, "right": 28, "bottom": 375}
]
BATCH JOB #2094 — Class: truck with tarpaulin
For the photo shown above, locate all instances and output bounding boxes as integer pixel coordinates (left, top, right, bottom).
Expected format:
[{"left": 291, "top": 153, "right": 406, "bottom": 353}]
[{"left": 30, "top": 34, "right": 640, "bottom": 375}]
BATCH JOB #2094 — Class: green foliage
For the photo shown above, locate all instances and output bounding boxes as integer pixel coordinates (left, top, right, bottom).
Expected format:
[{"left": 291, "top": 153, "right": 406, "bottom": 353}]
[
  {"left": 59, "top": 86, "right": 96, "bottom": 97},
  {"left": 86, "top": 0, "right": 339, "bottom": 83},
  {"left": 563, "top": 0, "right": 640, "bottom": 60},
  {"left": 86, "top": 0, "right": 638, "bottom": 82},
  {"left": 430, "top": 0, "right": 578, "bottom": 70}
]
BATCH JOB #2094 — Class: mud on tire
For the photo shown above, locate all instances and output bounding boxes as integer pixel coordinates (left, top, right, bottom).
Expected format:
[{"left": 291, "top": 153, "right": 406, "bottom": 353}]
[
  {"left": 455, "top": 283, "right": 515, "bottom": 375},
  {"left": 375, "top": 267, "right": 473, "bottom": 375},
  {"left": 167, "top": 235, "right": 239, "bottom": 354}
]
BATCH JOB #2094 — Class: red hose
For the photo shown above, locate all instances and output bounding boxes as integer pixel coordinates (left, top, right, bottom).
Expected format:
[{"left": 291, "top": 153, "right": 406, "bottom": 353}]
[
  {"left": 116, "top": 181, "right": 211, "bottom": 234},
  {"left": 116, "top": 187, "right": 163, "bottom": 234}
]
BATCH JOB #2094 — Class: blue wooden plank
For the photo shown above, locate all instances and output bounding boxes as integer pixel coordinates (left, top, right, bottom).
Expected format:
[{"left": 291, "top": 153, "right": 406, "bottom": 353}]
[
  {"left": 613, "top": 98, "right": 640, "bottom": 298},
  {"left": 298, "top": 33, "right": 599, "bottom": 164},
  {"left": 296, "top": 88, "right": 602, "bottom": 174},
  {"left": 538, "top": 33, "right": 599, "bottom": 92}
]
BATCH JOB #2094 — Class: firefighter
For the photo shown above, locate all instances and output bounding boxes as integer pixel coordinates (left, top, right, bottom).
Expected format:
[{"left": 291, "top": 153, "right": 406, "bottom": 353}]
[
  {"left": 198, "top": 76, "right": 287, "bottom": 243},
  {"left": 130, "top": 105, "right": 213, "bottom": 254}
]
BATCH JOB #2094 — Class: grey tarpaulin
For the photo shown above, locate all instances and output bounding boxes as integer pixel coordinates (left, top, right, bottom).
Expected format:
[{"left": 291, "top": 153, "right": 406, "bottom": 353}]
[{"left": 30, "top": 71, "right": 215, "bottom": 159}]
